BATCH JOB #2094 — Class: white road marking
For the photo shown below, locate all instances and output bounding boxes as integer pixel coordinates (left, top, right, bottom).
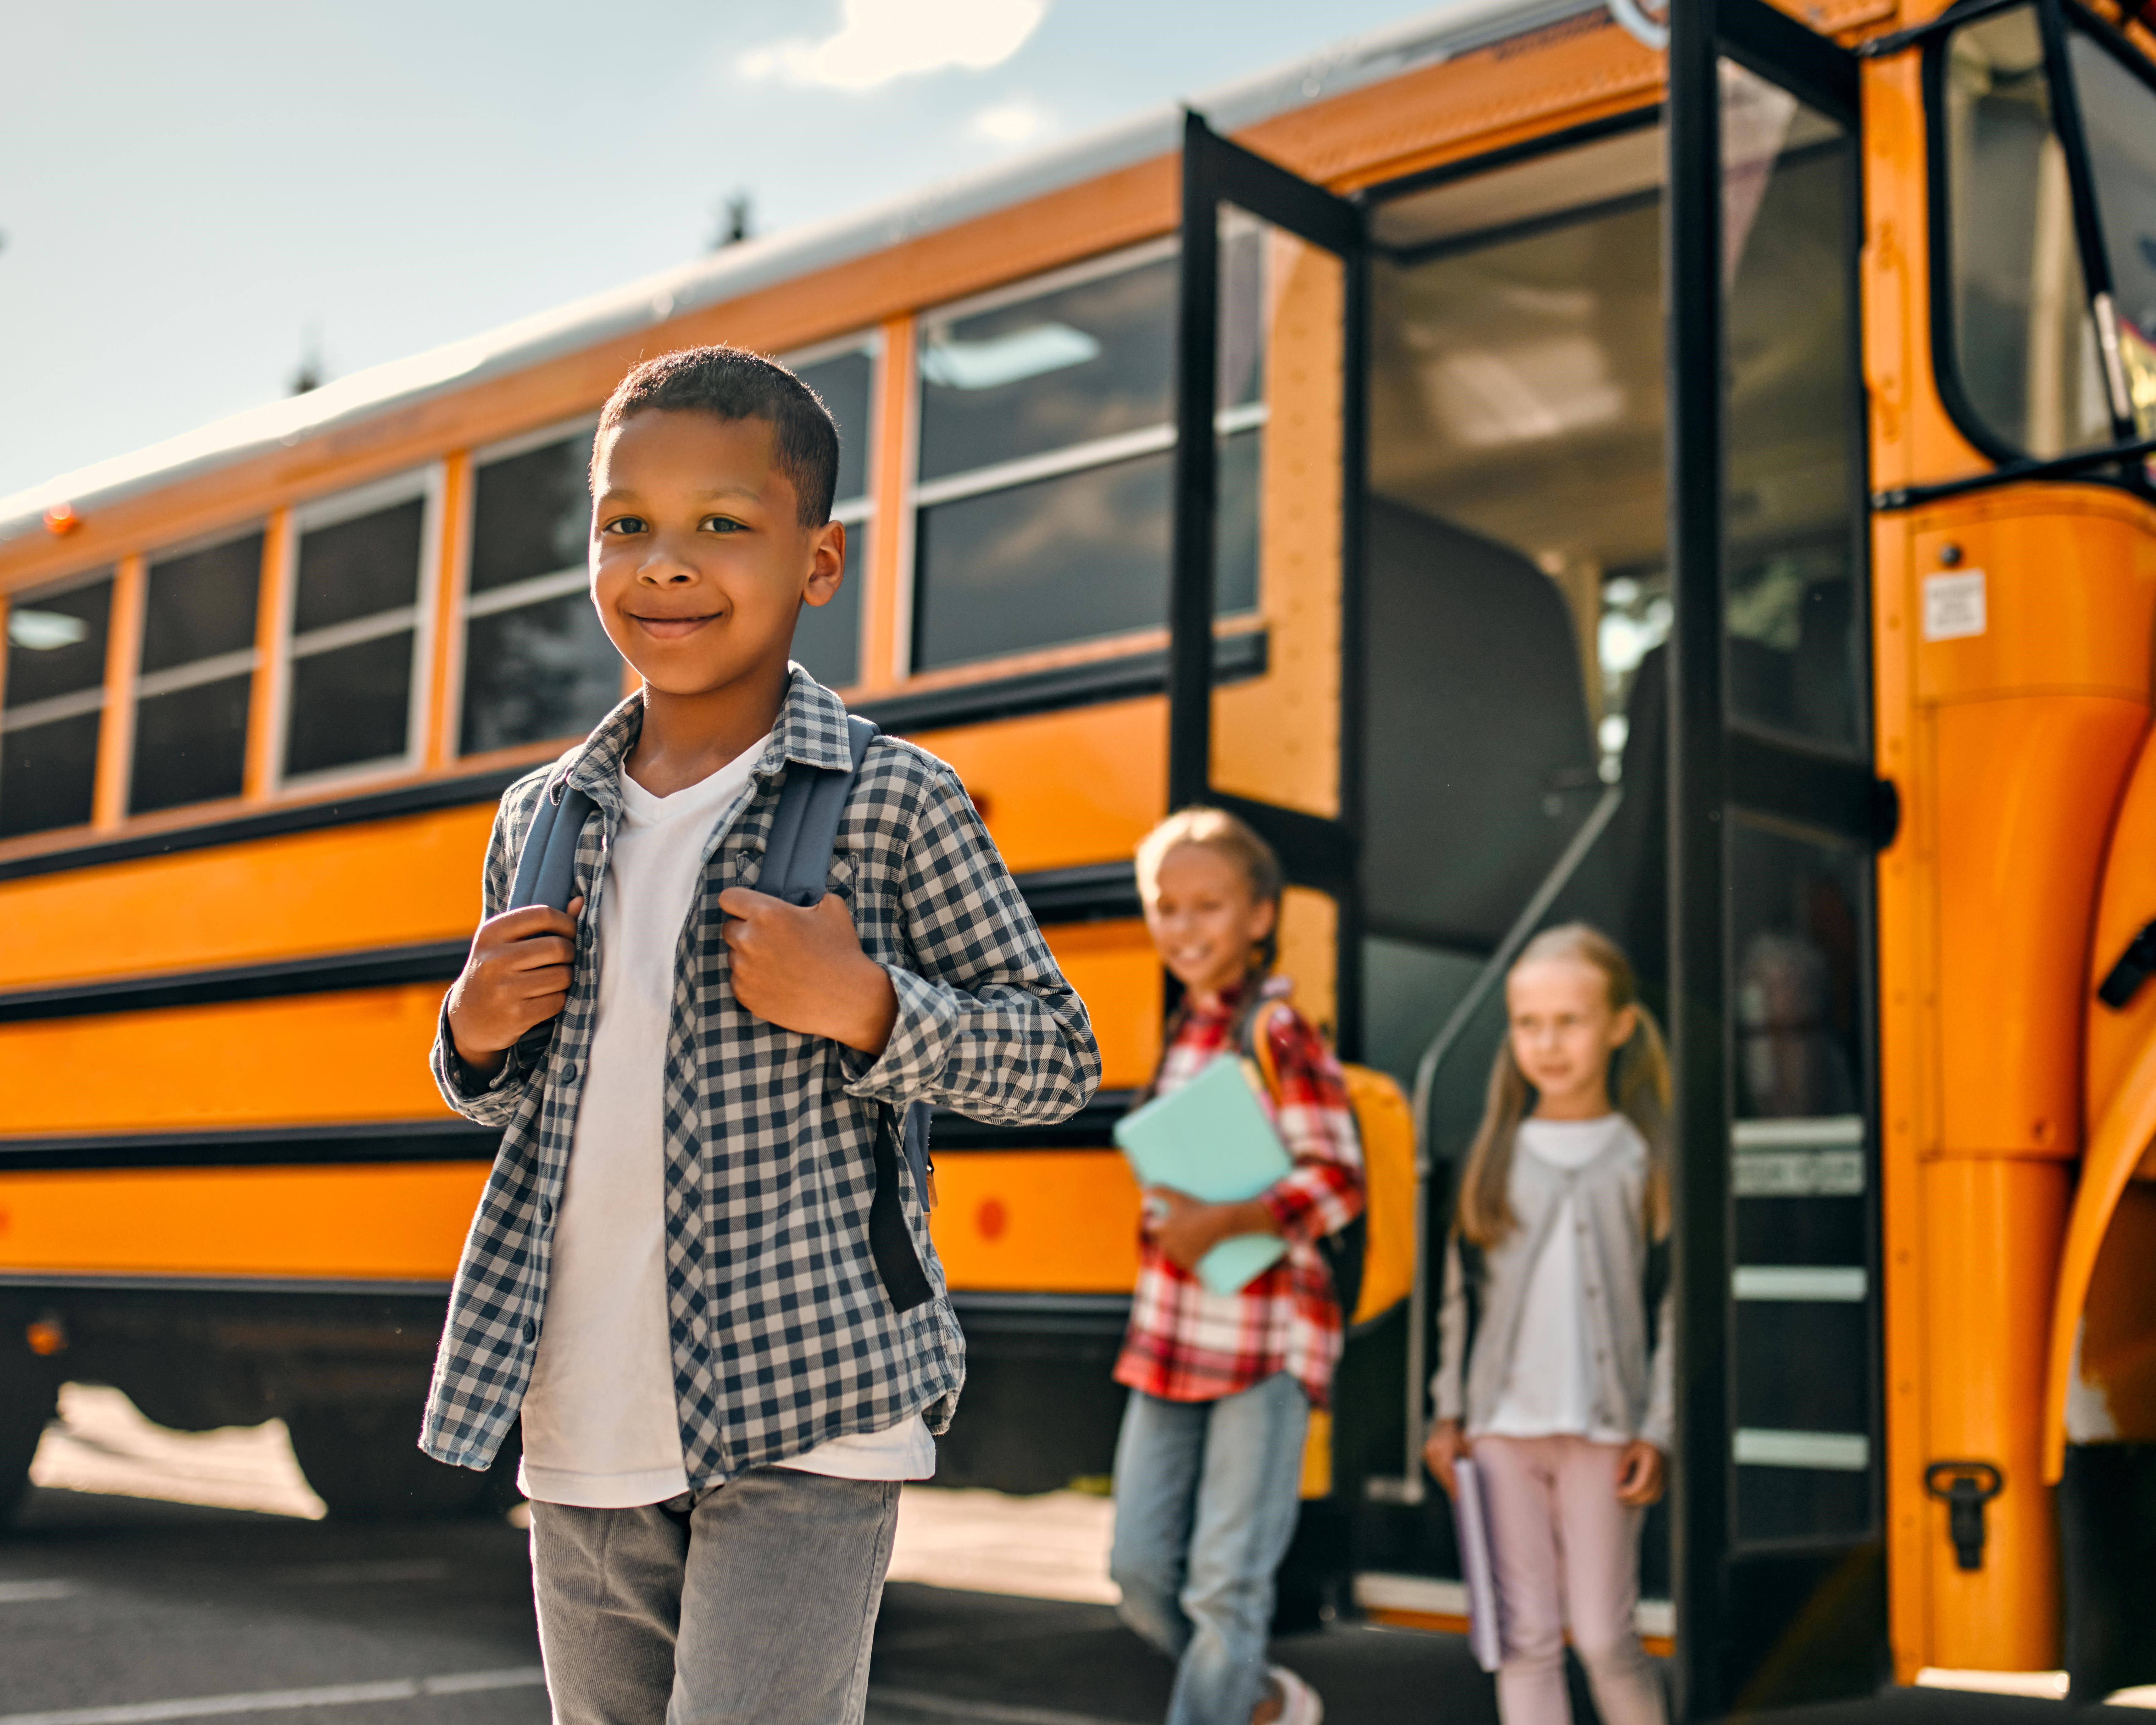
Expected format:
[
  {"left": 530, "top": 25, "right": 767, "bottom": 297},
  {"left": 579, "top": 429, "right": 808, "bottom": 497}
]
[
  {"left": 0, "top": 1666, "right": 545, "bottom": 1725},
  {"left": 0, "top": 1579, "right": 75, "bottom": 1604},
  {"left": 865, "top": 1687, "right": 1140, "bottom": 1725}
]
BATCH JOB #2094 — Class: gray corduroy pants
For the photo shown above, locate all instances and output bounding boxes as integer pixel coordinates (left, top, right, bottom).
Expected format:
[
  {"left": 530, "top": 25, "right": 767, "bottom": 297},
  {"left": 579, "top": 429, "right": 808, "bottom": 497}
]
[{"left": 528, "top": 1470, "right": 902, "bottom": 1725}]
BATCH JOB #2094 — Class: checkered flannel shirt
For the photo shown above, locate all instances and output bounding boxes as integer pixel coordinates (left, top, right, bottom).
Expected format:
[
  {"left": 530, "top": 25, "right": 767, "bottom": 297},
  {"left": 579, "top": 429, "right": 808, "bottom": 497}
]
[
  {"left": 1113, "top": 977, "right": 1364, "bottom": 1409},
  {"left": 420, "top": 668, "right": 1101, "bottom": 1483}
]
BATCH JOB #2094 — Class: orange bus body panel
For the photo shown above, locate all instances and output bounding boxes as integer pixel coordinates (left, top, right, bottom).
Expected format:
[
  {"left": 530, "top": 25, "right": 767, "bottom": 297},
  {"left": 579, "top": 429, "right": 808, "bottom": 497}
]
[
  {"left": 0, "top": 807, "right": 495, "bottom": 991},
  {"left": 0, "top": 1163, "right": 487, "bottom": 1282},
  {"left": 927, "top": 1150, "right": 1140, "bottom": 1295},
  {"left": 1875, "top": 485, "right": 2156, "bottom": 1674}
]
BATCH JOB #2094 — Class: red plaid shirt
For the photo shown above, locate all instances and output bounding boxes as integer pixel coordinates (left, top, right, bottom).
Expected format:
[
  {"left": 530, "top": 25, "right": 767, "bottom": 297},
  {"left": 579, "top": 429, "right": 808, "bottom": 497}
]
[{"left": 1113, "top": 977, "right": 1364, "bottom": 1409}]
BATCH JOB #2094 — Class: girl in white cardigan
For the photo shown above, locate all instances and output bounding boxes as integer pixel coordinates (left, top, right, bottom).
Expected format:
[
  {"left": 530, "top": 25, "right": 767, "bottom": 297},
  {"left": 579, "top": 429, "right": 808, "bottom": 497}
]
[{"left": 1425, "top": 923, "right": 1673, "bottom": 1725}]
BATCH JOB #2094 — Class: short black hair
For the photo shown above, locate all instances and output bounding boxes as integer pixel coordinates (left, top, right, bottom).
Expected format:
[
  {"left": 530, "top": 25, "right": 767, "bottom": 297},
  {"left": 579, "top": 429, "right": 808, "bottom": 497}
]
[{"left": 594, "top": 345, "right": 841, "bottom": 526}]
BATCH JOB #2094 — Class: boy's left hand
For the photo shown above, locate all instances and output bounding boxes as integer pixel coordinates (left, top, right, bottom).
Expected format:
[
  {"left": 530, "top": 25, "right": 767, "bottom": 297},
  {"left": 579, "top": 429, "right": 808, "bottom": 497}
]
[
  {"left": 716, "top": 889, "right": 898, "bottom": 1055},
  {"left": 1615, "top": 1439, "right": 1664, "bottom": 1506}
]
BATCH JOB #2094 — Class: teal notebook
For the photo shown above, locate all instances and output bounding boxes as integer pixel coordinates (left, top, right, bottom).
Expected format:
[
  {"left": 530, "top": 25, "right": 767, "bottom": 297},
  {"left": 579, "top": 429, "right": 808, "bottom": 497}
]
[{"left": 1113, "top": 1054, "right": 1292, "bottom": 1295}]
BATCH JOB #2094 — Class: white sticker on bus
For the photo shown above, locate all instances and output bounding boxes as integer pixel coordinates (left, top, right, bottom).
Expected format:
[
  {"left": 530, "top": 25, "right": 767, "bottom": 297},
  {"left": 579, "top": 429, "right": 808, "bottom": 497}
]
[{"left": 1923, "top": 569, "right": 1987, "bottom": 640}]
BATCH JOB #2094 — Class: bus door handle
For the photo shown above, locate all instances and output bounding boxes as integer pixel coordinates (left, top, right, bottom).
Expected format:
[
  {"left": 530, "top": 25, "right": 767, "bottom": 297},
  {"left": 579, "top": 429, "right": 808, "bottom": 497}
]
[{"left": 1924, "top": 1460, "right": 2003, "bottom": 1570}]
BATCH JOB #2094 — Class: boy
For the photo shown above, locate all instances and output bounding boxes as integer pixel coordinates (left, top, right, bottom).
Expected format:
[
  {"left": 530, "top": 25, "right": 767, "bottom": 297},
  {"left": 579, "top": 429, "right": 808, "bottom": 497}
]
[{"left": 425, "top": 346, "right": 1101, "bottom": 1724}]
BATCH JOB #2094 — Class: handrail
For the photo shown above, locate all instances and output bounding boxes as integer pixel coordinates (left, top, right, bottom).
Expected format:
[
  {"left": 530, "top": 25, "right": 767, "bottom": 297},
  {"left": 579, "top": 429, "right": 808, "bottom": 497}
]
[{"left": 1370, "top": 784, "right": 1624, "bottom": 1504}]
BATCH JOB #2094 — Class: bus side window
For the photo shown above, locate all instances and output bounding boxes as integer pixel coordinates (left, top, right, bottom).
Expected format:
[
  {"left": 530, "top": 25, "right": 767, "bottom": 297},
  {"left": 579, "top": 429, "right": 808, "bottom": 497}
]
[
  {"left": 132, "top": 531, "right": 263, "bottom": 814},
  {"left": 460, "top": 429, "right": 618, "bottom": 759},
  {"left": 788, "top": 344, "right": 874, "bottom": 692},
  {"left": 286, "top": 488, "right": 428, "bottom": 782},
  {"left": 0, "top": 569, "right": 113, "bottom": 840},
  {"left": 909, "top": 241, "right": 1258, "bottom": 673}
]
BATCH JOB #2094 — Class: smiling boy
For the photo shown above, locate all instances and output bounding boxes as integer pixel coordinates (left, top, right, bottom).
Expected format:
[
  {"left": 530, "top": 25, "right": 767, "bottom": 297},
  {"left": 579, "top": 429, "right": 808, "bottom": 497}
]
[{"left": 425, "top": 347, "right": 1100, "bottom": 1724}]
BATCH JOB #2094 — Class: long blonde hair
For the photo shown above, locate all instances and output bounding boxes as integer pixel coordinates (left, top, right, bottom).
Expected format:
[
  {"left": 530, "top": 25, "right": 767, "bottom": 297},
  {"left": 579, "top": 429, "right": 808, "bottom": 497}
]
[{"left": 1454, "top": 922, "right": 1671, "bottom": 1248}]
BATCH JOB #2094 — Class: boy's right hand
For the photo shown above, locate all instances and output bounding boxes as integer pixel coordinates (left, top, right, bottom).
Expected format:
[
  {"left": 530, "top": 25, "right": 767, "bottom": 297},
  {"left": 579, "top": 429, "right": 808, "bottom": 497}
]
[
  {"left": 1423, "top": 1418, "right": 1468, "bottom": 1498},
  {"left": 446, "top": 898, "right": 584, "bottom": 1078}
]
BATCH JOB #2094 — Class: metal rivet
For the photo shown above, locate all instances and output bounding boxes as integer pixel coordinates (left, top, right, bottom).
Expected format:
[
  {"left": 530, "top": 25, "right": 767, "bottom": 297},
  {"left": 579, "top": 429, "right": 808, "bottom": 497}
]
[{"left": 1937, "top": 542, "right": 1963, "bottom": 566}]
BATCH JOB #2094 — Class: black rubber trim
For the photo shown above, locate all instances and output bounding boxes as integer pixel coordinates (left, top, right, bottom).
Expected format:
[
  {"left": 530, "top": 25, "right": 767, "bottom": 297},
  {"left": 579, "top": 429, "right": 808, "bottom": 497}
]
[
  {"left": 0, "top": 766, "right": 529, "bottom": 886},
  {"left": 1015, "top": 862, "right": 1142, "bottom": 922},
  {"left": 932, "top": 1091, "right": 1135, "bottom": 1152},
  {"left": 0, "top": 1119, "right": 499, "bottom": 1172},
  {"left": 947, "top": 1290, "right": 1132, "bottom": 1337},
  {"left": 0, "top": 940, "right": 470, "bottom": 1024},
  {"left": 0, "top": 1271, "right": 455, "bottom": 1299},
  {"left": 1872, "top": 434, "right": 2156, "bottom": 511},
  {"left": 859, "top": 630, "right": 1266, "bottom": 734},
  {"left": 1724, "top": 725, "right": 1897, "bottom": 847}
]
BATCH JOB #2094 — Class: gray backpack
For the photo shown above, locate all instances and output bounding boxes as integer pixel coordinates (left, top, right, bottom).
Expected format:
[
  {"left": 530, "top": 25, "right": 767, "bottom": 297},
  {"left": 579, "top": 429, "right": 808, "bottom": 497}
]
[{"left": 507, "top": 715, "right": 936, "bottom": 1312}]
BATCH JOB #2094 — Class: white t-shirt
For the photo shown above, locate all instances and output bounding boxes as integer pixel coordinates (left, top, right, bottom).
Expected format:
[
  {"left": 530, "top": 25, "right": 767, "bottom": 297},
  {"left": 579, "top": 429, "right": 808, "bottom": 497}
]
[
  {"left": 1484, "top": 1113, "right": 1632, "bottom": 1445},
  {"left": 518, "top": 737, "right": 934, "bottom": 1508}
]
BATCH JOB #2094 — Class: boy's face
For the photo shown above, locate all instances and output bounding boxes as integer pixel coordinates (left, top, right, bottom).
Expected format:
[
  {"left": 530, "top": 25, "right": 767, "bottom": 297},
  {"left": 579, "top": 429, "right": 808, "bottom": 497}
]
[{"left": 589, "top": 409, "right": 844, "bottom": 699}]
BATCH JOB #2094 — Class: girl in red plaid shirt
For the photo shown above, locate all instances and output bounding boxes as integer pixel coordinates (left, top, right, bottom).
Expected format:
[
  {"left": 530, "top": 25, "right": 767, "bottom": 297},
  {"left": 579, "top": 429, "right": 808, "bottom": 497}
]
[{"left": 1109, "top": 808, "right": 1364, "bottom": 1725}]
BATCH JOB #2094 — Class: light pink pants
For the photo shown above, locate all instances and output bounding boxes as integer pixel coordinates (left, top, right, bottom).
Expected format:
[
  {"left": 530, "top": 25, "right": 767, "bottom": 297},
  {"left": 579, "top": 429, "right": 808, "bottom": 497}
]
[{"left": 1474, "top": 1433, "right": 1666, "bottom": 1725}]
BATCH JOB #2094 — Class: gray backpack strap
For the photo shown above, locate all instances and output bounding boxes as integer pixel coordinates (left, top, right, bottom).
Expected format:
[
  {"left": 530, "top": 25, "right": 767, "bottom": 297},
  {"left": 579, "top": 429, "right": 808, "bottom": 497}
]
[
  {"left": 508, "top": 782, "right": 596, "bottom": 913},
  {"left": 759, "top": 714, "right": 936, "bottom": 1313}
]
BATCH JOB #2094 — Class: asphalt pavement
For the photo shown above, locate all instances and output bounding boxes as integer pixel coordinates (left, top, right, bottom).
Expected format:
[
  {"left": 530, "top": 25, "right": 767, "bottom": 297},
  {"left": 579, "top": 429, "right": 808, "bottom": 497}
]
[{"left": 0, "top": 1393, "right": 2141, "bottom": 1725}]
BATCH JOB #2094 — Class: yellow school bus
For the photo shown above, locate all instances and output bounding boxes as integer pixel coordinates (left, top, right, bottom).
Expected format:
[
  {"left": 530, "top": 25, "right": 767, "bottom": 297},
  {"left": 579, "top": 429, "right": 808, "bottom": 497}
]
[{"left": 4, "top": 0, "right": 2155, "bottom": 1710}]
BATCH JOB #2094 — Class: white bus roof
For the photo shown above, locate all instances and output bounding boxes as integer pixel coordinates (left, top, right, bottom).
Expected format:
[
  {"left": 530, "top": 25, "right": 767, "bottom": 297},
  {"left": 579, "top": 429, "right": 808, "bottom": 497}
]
[{"left": 0, "top": 0, "right": 1601, "bottom": 546}]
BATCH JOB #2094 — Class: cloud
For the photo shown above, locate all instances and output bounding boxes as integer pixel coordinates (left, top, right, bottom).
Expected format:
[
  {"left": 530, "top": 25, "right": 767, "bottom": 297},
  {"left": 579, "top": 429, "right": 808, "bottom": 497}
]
[
  {"left": 970, "top": 99, "right": 1050, "bottom": 144},
  {"left": 741, "top": 0, "right": 1047, "bottom": 92}
]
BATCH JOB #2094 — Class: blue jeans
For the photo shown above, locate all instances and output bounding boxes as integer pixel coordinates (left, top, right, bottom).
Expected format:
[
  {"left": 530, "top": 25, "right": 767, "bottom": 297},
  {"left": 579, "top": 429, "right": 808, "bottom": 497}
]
[{"left": 1109, "top": 1373, "right": 1310, "bottom": 1725}]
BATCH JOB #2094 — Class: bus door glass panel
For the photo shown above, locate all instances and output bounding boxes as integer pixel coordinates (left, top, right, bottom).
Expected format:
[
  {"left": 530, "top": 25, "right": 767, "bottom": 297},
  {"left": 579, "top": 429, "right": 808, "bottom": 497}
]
[
  {"left": 2064, "top": 26, "right": 2156, "bottom": 438},
  {"left": 1717, "top": 63, "right": 1880, "bottom": 1555},
  {"left": 1940, "top": 10, "right": 2113, "bottom": 458},
  {"left": 789, "top": 341, "right": 875, "bottom": 689},
  {"left": 1362, "top": 124, "right": 1667, "bottom": 1097},
  {"left": 1359, "top": 118, "right": 1674, "bottom": 1592},
  {"left": 132, "top": 530, "right": 263, "bottom": 814},
  {"left": 285, "top": 478, "right": 432, "bottom": 782},
  {"left": 0, "top": 568, "right": 111, "bottom": 839},
  {"left": 462, "top": 424, "right": 618, "bottom": 757},
  {"left": 1207, "top": 203, "right": 1327, "bottom": 820}
]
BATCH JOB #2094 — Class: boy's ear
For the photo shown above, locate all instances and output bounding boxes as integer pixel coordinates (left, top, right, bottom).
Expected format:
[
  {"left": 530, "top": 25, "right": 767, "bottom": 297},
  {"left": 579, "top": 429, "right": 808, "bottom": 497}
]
[{"left": 803, "top": 518, "right": 846, "bottom": 610}]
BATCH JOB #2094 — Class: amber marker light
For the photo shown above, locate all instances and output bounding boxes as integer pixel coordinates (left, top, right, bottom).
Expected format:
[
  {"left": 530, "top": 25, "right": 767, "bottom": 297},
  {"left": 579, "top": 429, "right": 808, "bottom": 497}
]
[
  {"left": 26, "top": 1315, "right": 68, "bottom": 1357},
  {"left": 42, "top": 503, "right": 80, "bottom": 535}
]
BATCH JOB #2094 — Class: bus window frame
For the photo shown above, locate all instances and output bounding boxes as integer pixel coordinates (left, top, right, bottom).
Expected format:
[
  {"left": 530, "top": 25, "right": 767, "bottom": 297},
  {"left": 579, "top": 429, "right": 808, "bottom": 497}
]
[
  {"left": 273, "top": 464, "right": 445, "bottom": 795},
  {"left": 453, "top": 413, "right": 608, "bottom": 763},
  {"left": 129, "top": 522, "right": 271, "bottom": 818},
  {"left": 780, "top": 326, "right": 881, "bottom": 698},
  {"left": 906, "top": 234, "right": 1231, "bottom": 681},
  {"left": 1923, "top": 0, "right": 2156, "bottom": 477}
]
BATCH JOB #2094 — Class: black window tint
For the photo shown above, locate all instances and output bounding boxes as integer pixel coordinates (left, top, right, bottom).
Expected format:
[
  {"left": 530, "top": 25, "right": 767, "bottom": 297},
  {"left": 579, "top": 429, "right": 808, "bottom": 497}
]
[
  {"left": 460, "top": 596, "right": 620, "bottom": 756},
  {"left": 131, "top": 675, "right": 250, "bottom": 814},
  {"left": 285, "top": 632, "right": 413, "bottom": 777},
  {"left": 5, "top": 576, "right": 112, "bottom": 709},
  {"left": 471, "top": 436, "right": 593, "bottom": 596},
  {"left": 917, "top": 256, "right": 1177, "bottom": 482},
  {"left": 792, "top": 524, "right": 865, "bottom": 690},
  {"left": 794, "top": 351, "right": 873, "bottom": 505},
  {"left": 294, "top": 499, "right": 425, "bottom": 634},
  {"left": 0, "top": 710, "right": 100, "bottom": 837},
  {"left": 142, "top": 534, "right": 262, "bottom": 673}
]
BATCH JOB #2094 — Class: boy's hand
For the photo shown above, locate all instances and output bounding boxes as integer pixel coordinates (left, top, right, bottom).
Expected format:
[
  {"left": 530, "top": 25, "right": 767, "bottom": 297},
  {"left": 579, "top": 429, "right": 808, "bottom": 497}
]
[
  {"left": 716, "top": 888, "right": 898, "bottom": 1055},
  {"left": 447, "top": 898, "right": 585, "bottom": 1078},
  {"left": 1423, "top": 1418, "right": 1468, "bottom": 1498},
  {"left": 1616, "top": 1439, "right": 1665, "bottom": 1506}
]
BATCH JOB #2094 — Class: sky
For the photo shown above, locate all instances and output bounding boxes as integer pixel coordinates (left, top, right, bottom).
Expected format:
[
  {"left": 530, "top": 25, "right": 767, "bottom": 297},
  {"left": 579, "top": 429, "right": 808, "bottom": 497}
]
[{"left": 0, "top": 0, "right": 1444, "bottom": 501}]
